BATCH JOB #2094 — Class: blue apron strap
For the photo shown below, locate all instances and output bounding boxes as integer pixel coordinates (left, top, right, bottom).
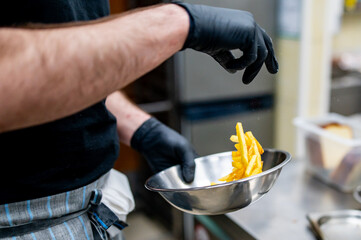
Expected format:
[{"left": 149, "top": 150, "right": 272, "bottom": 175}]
[{"left": 88, "top": 190, "right": 128, "bottom": 240}]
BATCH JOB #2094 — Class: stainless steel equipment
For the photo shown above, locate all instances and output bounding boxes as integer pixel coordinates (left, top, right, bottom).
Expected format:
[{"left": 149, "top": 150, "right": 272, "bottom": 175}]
[
  {"left": 307, "top": 210, "right": 361, "bottom": 240},
  {"left": 145, "top": 149, "right": 291, "bottom": 215},
  {"left": 182, "top": 109, "right": 274, "bottom": 156},
  {"left": 330, "top": 75, "right": 361, "bottom": 116},
  {"left": 174, "top": 0, "right": 278, "bottom": 156},
  {"left": 178, "top": 0, "right": 276, "bottom": 103},
  {"left": 226, "top": 158, "right": 360, "bottom": 240}
]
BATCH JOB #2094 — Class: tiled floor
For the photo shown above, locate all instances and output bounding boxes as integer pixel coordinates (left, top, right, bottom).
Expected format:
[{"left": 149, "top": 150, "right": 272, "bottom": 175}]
[{"left": 122, "top": 212, "right": 177, "bottom": 240}]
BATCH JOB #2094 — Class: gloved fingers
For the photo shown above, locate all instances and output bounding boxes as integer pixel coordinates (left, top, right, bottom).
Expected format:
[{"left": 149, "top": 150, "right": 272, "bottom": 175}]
[
  {"left": 242, "top": 27, "right": 268, "bottom": 84},
  {"left": 176, "top": 146, "right": 196, "bottom": 183},
  {"left": 225, "top": 26, "right": 258, "bottom": 71},
  {"left": 182, "top": 153, "right": 196, "bottom": 183},
  {"left": 211, "top": 50, "right": 237, "bottom": 74},
  {"left": 260, "top": 27, "right": 279, "bottom": 74}
]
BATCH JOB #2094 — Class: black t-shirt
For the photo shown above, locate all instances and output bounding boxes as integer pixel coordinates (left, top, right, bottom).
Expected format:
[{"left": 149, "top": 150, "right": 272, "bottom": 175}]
[{"left": 0, "top": 0, "right": 120, "bottom": 204}]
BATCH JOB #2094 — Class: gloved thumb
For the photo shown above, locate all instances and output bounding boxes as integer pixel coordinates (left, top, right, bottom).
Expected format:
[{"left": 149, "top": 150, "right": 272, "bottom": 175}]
[{"left": 179, "top": 148, "right": 197, "bottom": 183}]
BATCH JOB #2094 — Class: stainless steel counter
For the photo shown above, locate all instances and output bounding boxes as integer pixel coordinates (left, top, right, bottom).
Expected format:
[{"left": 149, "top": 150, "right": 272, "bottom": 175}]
[{"left": 226, "top": 159, "right": 360, "bottom": 240}]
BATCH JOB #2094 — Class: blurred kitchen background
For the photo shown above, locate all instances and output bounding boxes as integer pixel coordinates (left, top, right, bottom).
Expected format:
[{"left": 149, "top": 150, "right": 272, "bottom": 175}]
[{"left": 108, "top": 0, "right": 361, "bottom": 239}]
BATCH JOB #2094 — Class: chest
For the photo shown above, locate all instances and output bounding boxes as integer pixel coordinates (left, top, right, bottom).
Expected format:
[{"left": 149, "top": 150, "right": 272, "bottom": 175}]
[{"left": 0, "top": 0, "right": 110, "bottom": 25}]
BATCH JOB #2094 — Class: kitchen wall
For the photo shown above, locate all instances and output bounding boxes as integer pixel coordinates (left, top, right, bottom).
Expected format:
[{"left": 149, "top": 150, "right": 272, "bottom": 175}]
[
  {"left": 333, "top": 13, "right": 361, "bottom": 52},
  {"left": 275, "top": 0, "right": 361, "bottom": 157}
]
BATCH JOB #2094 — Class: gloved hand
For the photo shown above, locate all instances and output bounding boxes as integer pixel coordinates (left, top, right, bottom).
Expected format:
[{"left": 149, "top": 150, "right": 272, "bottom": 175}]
[
  {"left": 174, "top": 2, "right": 279, "bottom": 84},
  {"left": 131, "top": 117, "right": 197, "bottom": 183}
]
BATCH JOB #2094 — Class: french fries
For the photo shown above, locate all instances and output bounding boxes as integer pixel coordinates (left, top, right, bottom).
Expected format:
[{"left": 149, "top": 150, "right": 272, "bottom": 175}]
[{"left": 218, "top": 122, "right": 264, "bottom": 183}]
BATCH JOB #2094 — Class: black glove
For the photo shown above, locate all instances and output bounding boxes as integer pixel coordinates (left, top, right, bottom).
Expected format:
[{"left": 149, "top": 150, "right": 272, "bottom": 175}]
[
  {"left": 174, "top": 2, "right": 279, "bottom": 84},
  {"left": 131, "top": 117, "right": 197, "bottom": 183}
]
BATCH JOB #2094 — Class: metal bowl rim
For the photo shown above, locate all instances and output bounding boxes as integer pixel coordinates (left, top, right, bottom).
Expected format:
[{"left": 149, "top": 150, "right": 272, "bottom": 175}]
[{"left": 145, "top": 148, "right": 292, "bottom": 192}]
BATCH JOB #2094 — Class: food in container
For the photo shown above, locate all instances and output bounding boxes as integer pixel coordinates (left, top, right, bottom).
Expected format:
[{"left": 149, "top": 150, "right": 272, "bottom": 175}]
[{"left": 294, "top": 113, "right": 361, "bottom": 192}]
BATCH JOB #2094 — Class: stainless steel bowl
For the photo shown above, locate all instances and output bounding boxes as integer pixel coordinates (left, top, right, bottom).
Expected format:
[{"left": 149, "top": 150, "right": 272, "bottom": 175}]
[{"left": 145, "top": 149, "right": 291, "bottom": 215}]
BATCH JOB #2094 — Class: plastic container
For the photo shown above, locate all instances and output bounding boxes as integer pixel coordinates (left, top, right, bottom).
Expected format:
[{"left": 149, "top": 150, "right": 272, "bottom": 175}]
[{"left": 294, "top": 113, "right": 361, "bottom": 193}]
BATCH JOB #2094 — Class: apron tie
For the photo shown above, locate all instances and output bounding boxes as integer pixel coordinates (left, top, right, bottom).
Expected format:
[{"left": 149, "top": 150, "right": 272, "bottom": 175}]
[{"left": 88, "top": 189, "right": 128, "bottom": 240}]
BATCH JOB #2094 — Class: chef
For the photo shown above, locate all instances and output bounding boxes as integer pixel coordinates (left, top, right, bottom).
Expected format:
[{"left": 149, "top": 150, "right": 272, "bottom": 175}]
[{"left": 0, "top": 1, "right": 278, "bottom": 239}]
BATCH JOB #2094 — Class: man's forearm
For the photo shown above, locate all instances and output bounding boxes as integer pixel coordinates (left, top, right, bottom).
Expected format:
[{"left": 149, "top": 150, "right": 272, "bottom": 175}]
[
  {"left": 105, "top": 91, "right": 150, "bottom": 146},
  {"left": 0, "top": 4, "right": 189, "bottom": 133}
]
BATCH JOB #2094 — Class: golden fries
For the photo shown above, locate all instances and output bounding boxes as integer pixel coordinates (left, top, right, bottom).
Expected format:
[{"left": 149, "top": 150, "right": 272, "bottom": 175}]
[
  {"left": 218, "top": 122, "right": 264, "bottom": 183},
  {"left": 230, "top": 135, "right": 238, "bottom": 143},
  {"left": 246, "top": 131, "right": 264, "bottom": 154},
  {"left": 236, "top": 123, "right": 248, "bottom": 165}
]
